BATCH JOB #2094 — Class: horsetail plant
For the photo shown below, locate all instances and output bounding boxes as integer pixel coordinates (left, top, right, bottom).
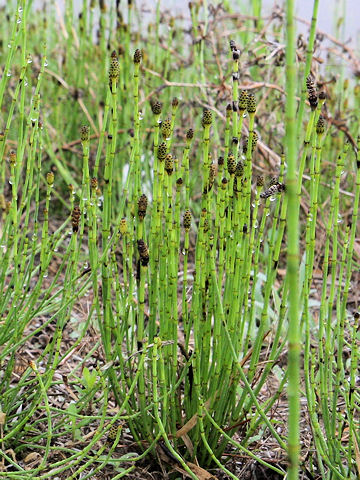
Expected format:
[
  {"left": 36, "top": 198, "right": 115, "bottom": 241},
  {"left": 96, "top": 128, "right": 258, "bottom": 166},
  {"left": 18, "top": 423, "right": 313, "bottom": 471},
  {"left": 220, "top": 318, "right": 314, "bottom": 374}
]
[
  {"left": 0, "top": 1, "right": 359, "bottom": 479},
  {"left": 284, "top": 0, "right": 301, "bottom": 478}
]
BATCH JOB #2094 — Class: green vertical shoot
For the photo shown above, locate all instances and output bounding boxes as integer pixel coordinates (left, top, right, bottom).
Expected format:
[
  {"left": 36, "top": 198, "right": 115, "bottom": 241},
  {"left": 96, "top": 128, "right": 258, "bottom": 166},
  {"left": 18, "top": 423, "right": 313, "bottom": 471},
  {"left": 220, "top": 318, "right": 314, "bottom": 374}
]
[{"left": 285, "top": 0, "right": 300, "bottom": 479}]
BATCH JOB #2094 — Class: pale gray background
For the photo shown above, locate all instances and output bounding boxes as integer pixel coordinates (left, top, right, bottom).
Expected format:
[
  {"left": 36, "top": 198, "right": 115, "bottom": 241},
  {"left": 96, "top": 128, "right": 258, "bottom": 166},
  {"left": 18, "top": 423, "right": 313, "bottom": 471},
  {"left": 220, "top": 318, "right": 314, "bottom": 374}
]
[
  {"left": 3, "top": 1, "right": 359, "bottom": 47},
  {"left": 18, "top": 0, "right": 360, "bottom": 42},
  {"left": 134, "top": 0, "right": 360, "bottom": 41}
]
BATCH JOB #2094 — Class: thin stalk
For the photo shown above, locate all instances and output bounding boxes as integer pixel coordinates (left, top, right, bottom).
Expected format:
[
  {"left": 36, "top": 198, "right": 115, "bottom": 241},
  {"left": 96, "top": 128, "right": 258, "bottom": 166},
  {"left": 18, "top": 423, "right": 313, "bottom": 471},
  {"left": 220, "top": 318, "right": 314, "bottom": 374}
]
[{"left": 285, "top": 0, "right": 300, "bottom": 479}]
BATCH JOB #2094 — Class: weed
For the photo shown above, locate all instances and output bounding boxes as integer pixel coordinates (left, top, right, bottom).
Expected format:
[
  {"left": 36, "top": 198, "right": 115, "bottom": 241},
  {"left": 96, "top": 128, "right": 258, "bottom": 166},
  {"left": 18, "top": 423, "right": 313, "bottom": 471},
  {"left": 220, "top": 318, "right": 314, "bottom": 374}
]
[{"left": 0, "top": 1, "right": 359, "bottom": 479}]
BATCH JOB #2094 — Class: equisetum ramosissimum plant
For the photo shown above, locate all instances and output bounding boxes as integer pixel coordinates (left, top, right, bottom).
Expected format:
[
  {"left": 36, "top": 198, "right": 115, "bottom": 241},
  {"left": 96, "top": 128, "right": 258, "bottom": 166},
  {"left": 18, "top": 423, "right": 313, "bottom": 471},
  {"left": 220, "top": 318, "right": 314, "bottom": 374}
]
[{"left": 0, "top": 1, "right": 358, "bottom": 478}]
